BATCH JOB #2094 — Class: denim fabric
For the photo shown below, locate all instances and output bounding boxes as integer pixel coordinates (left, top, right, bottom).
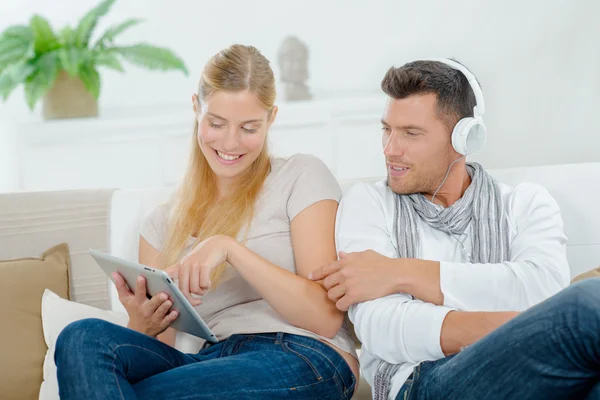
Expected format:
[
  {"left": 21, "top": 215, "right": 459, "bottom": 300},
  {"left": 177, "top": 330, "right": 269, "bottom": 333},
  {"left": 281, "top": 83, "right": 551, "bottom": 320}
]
[
  {"left": 397, "top": 278, "right": 600, "bottom": 400},
  {"left": 55, "top": 322, "right": 356, "bottom": 399}
]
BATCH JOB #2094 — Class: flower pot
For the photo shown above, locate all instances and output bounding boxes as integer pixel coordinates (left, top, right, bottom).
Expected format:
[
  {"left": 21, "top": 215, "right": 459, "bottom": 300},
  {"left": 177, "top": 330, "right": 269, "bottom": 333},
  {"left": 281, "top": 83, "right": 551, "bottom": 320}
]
[{"left": 42, "top": 70, "right": 98, "bottom": 120}]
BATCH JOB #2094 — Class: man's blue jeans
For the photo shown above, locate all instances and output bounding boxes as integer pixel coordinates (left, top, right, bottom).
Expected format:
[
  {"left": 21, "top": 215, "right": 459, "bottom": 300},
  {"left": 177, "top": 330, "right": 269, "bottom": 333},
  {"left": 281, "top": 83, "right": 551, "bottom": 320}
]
[
  {"left": 55, "top": 323, "right": 356, "bottom": 399},
  {"left": 397, "top": 278, "right": 600, "bottom": 400}
]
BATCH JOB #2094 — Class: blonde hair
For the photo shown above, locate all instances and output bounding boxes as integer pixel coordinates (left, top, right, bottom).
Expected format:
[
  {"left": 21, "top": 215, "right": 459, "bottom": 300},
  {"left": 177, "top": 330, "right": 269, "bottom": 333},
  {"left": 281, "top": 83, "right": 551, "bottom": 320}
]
[{"left": 161, "top": 44, "right": 276, "bottom": 287}]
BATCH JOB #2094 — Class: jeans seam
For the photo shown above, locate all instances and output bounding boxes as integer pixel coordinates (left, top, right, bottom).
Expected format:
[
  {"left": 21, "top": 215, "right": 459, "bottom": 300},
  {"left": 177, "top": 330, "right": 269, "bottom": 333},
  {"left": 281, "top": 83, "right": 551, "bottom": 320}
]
[
  {"left": 288, "top": 375, "right": 336, "bottom": 391},
  {"left": 111, "top": 349, "right": 126, "bottom": 400},
  {"left": 220, "top": 334, "right": 244, "bottom": 358},
  {"left": 285, "top": 339, "right": 350, "bottom": 389},
  {"left": 231, "top": 335, "right": 256, "bottom": 355},
  {"left": 167, "top": 376, "right": 339, "bottom": 399},
  {"left": 251, "top": 334, "right": 279, "bottom": 341},
  {"left": 223, "top": 333, "right": 351, "bottom": 395},
  {"left": 219, "top": 338, "right": 228, "bottom": 358},
  {"left": 405, "top": 364, "right": 420, "bottom": 400},
  {"left": 111, "top": 344, "right": 178, "bottom": 370},
  {"left": 344, "top": 374, "right": 357, "bottom": 399},
  {"left": 332, "top": 372, "right": 346, "bottom": 398},
  {"left": 110, "top": 342, "right": 178, "bottom": 397},
  {"left": 281, "top": 341, "right": 324, "bottom": 381},
  {"left": 336, "top": 372, "right": 356, "bottom": 399}
]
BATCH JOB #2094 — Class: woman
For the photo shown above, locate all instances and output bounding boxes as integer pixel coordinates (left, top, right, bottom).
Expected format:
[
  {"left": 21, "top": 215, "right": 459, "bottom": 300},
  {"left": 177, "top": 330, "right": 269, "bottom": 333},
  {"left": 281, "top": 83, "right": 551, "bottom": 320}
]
[{"left": 55, "top": 44, "right": 358, "bottom": 399}]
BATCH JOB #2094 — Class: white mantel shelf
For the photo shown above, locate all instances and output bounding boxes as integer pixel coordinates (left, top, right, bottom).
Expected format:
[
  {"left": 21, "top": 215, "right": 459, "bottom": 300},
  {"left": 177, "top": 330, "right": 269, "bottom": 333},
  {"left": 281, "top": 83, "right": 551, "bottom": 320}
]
[{"left": 1, "top": 94, "right": 388, "bottom": 193}]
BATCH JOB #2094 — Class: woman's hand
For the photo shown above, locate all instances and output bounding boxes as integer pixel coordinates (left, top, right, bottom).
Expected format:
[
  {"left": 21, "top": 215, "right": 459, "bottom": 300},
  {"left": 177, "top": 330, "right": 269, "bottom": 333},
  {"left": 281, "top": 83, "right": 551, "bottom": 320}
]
[
  {"left": 165, "top": 235, "right": 233, "bottom": 306},
  {"left": 113, "top": 272, "right": 178, "bottom": 337}
]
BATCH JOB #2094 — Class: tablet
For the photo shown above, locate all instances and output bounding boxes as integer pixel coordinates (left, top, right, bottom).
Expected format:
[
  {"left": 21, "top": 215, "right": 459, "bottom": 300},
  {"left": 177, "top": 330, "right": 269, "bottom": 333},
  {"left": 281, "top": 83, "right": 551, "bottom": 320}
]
[{"left": 90, "top": 249, "right": 218, "bottom": 343}]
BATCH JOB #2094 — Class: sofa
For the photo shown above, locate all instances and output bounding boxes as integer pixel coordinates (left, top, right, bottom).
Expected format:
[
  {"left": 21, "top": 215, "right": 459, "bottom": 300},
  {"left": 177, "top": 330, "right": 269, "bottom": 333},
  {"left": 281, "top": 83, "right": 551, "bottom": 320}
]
[{"left": 1, "top": 161, "right": 599, "bottom": 400}]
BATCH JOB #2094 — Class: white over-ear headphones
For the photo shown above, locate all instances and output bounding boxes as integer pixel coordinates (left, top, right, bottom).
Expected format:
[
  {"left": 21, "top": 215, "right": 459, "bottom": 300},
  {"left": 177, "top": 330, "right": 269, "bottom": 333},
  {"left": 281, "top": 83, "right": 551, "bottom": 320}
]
[{"left": 423, "top": 58, "right": 487, "bottom": 156}]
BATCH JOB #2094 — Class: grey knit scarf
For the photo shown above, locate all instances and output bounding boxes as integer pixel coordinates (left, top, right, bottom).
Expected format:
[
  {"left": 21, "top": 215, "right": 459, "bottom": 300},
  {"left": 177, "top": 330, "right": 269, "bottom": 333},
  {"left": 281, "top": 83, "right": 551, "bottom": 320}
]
[{"left": 373, "top": 162, "right": 510, "bottom": 400}]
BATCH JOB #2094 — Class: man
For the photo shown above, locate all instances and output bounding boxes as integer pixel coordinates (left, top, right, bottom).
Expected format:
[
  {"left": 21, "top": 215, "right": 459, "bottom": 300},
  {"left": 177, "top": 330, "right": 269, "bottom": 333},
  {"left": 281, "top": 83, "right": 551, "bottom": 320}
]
[{"left": 309, "top": 59, "right": 600, "bottom": 399}]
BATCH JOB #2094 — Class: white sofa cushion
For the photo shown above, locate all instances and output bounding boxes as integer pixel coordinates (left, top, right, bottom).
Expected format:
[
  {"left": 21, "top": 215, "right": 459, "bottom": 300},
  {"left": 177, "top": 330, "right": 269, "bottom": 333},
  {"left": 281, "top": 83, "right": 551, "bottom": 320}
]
[
  {"left": 109, "top": 188, "right": 172, "bottom": 312},
  {"left": 39, "top": 289, "right": 223, "bottom": 400},
  {"left": 0, "top": 189, "right": 115, "bottom": 309},
  {"left": 488, "top": 162, "right": 600, "bottom": 277},
  {"left": 39, "top": 289, "right": 129, "bottom": 400}
]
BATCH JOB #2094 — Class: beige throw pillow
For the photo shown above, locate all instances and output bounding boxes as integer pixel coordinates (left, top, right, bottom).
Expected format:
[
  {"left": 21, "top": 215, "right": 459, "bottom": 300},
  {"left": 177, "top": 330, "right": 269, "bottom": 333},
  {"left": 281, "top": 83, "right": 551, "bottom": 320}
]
[{"left": 0, "top": 243, "right": 71, "bottom": 400}]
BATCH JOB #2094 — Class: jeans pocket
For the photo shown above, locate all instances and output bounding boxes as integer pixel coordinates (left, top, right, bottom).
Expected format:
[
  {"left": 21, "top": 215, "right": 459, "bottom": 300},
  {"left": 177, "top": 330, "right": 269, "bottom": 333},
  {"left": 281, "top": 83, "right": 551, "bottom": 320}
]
[
  {"left": 342, "top": 373, "right": 357, "bottom": 400},
  {"left": 281, "top": 341, "right": 323, "bottom": 382}
]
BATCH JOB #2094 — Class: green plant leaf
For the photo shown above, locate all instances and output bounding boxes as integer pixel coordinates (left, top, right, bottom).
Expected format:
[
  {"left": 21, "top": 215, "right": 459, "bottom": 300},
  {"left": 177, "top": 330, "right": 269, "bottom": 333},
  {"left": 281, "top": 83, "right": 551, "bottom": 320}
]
[
  {"left": 0, "top": 59, "right": 36, "bottom": 101},
  {"left": 35, "top": 51, "right": 60, "bottom": 83},
  {"left": 113, "top": 44, "right": 188, "bottom": 75},
  {"left": 30, "top": 15, "right": 59, "bottom": 54},
  {"left": 74, "top": 0, "right": 116, "bottom": 48},
  {"left": 59, "top": 48, "right": 85, "bottom": 76},
  {"left": 94, "top": 18, "right": 143, "bottom": 49},
  {"left": 7, "top": 60, "right": 36, "bottom": 82},
  {"left": 58, "top": 26, "right": 76, "bottom": 47},
  {"left": 0, "top": 70, "right": 19, "bottom": 100},
  {"left": 24, "top": 72, "right": 49, "bottom": 110},
  {"left": 94, "top": 51, "right": 124, "bottom": 72},
  {"left": 0, "top": 36, "right": 34, "bottom": 68},
  {"left": 79, "top": 64, "right": 101, "bottom": 98},
  {"left": 1, "top": 25, "right": 34, "bottom": 42},
  {"left": 22, "top": 51, "right": 60, "bottom": 109},
  {"left": 0, "top": 25, "right": 35, "bottom": 69}
]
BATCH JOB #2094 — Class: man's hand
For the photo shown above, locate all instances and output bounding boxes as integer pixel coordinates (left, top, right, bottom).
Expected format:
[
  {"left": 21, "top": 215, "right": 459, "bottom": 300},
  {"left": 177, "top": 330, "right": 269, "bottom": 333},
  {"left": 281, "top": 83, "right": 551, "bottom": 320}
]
[{"left": 308, "top": 250, "right": 399, "bottom": 311}]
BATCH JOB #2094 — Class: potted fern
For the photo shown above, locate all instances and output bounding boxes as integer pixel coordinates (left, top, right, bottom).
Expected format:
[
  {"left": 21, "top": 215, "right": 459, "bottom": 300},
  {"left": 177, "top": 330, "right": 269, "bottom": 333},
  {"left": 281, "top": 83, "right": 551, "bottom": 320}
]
[{"left": 0, "top": 0, "right": 188, "bottom": 120}]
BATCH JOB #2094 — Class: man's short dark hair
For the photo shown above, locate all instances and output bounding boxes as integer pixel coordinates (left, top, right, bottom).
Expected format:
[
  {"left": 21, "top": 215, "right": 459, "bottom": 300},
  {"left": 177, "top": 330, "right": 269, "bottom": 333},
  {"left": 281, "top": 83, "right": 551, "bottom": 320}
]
[{"left": 381, "top": 59, "right": 479, "bottom": 130}]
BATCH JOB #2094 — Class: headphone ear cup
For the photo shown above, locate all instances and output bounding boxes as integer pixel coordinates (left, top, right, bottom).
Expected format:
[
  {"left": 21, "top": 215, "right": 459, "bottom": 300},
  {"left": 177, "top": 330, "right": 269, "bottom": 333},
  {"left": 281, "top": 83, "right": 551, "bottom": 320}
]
[
  {"left": 451, "top": 117, "right": 487, "bottom": 155},
  {"left": 451, "top": 118, "right": 472, "bottom": 155}
]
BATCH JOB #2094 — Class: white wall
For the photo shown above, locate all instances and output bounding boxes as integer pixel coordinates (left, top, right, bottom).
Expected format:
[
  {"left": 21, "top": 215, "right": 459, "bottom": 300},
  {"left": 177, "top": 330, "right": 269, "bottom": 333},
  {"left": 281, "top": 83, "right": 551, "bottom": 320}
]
[
  {"left": 0, "top": 118, "right": 18, "bottom": 192},
  {"left": 1, "top": 0, "right": 599, "bottom": 172}
]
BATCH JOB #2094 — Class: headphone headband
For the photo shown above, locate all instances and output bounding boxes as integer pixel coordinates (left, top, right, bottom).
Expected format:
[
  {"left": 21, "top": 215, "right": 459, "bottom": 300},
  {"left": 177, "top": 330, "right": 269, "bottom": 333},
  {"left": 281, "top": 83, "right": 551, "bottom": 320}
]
[{"left": 423, "top": 58, "right": 485, "bottom": 118}]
